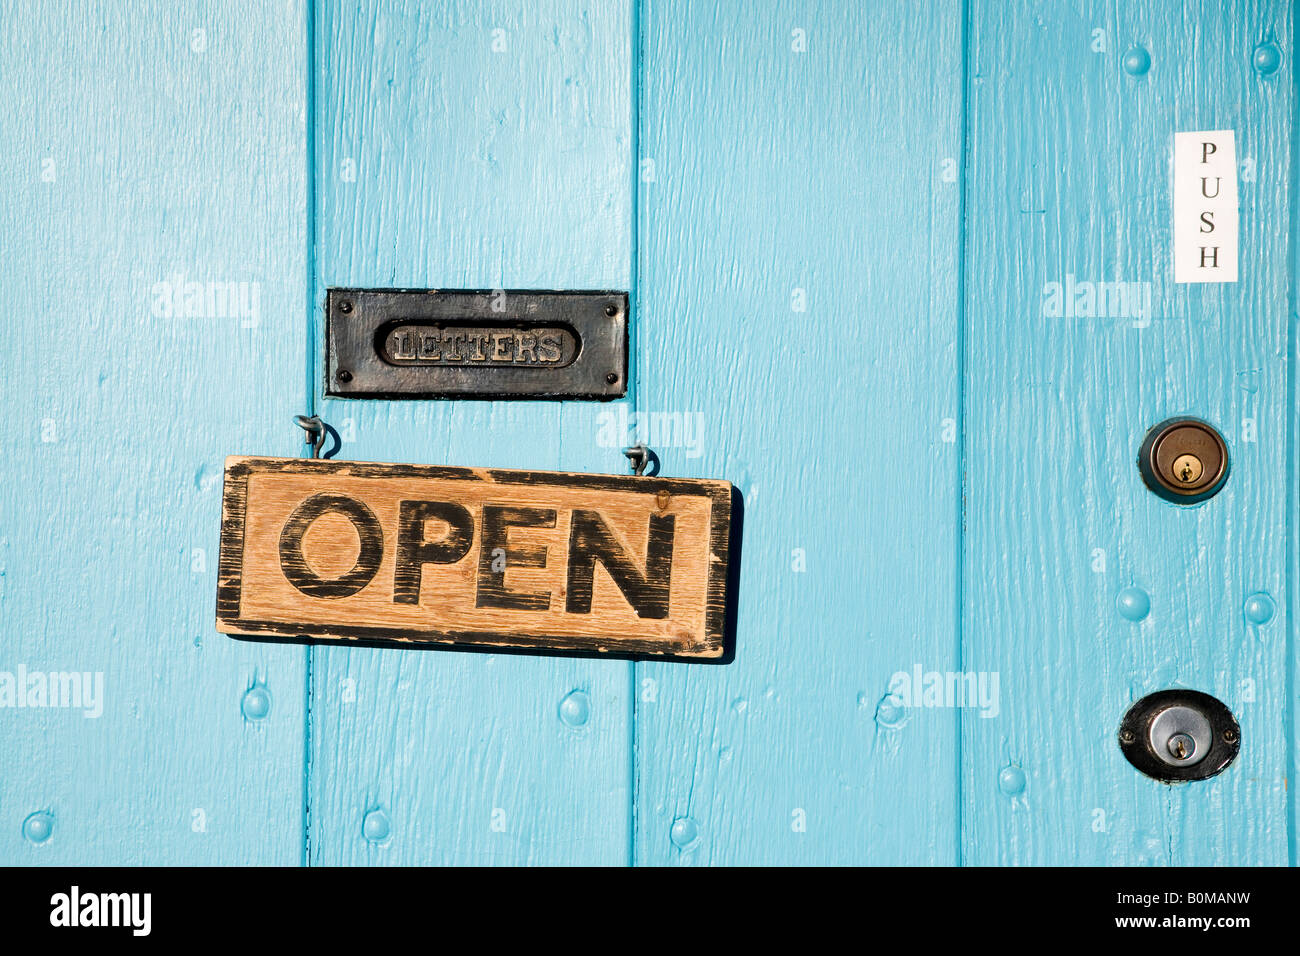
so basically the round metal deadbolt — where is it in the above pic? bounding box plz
[1138,418,1229,503]
[1147,705,1210,767]
[1118,689,1239,782]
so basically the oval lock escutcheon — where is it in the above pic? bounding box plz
[1118,689,1239,782]
[1138,417,1230,503]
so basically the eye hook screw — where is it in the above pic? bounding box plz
[294,414,328,460]
[623,443,650,476]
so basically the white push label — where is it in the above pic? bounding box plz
[1174,130,1238,284]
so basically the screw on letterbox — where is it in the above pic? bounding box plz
[339,299,353,314]
[605,302,618,316]
[337,369,353,383]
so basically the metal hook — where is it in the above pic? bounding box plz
[623,442,650,477]
[294,414,327,459]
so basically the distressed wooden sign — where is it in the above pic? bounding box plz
[216,457,735,659]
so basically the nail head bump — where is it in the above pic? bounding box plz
[22,811,53,844]
[1116,586,1151,622]
[1123,45,1152,76]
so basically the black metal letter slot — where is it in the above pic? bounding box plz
[326,289,628,400]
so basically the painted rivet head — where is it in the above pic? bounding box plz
[1123,45,1152,76]
[362,809,391,844]
[241,685,272,721]
[558,690,590,728]
[1116,586,1151,622]
[669,816,700,850]
[22,811,53,844]
[1253,41,1282,75]
[998,765,1026,796]
[1243,592,1275,626]
[874,693,906,730]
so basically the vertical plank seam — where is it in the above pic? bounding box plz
[1285,2,1299,867]
[301,0,319,869]
[954,0,973,868]
[628,0,643,870]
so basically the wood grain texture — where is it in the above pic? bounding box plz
[0,0,309,863]
[632,0,966,864]
[7,0,1294,869]
[963,0,1293,864]
[307,0,636,864]
[217,456,731,656]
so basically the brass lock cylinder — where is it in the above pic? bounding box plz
[1137,417,1229,504]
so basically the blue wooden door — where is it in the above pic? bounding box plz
[2,0,1292,866]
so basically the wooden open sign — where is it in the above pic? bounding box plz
[216,457,735,659]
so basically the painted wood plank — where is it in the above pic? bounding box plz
[962,0,1292,864]
[307,0,635,865]
[633,0,966,865]
[0,0,309,864]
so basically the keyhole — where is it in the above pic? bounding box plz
[1171,453,1203,485]
[1167,733,1195,761]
